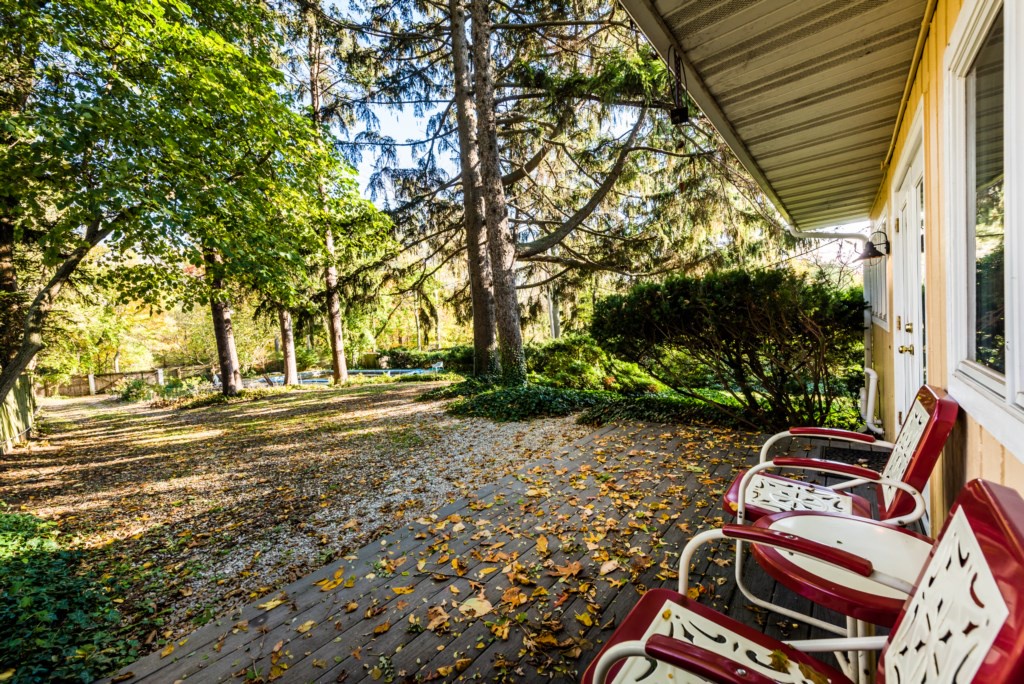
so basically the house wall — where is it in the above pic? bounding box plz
[870,0,1024,533]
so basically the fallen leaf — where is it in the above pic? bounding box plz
[536,535,549,554]
[373,620,391,634]
[426,605,450,631]
[258,596,287,611]
[599,560,620,576]
[392,585,415,595]
[296,620,316,634]
[457,596,493,618]
[160,643,174,658]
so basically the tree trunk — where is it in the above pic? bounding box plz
[205,249,242,396]
[0,215,119,404]
[449,0,498,376]
[306,7,348,385]
[547,287,561,339]
[0,216,23,367]
[279,307,298,385]
[469,0,526,385]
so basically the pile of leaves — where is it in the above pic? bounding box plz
[447,385,616,422]
[0,508,139,683]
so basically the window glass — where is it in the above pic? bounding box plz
[970,9,1005,373]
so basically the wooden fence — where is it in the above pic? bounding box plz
[1,374,36,454]
[38,365,209,398]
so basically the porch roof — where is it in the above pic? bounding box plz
[619,0,929,230]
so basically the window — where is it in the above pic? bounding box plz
[945,0,1024,459]
[968,10,1005,374]
[865,218,889,330]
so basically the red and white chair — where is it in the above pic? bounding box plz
[720,385,958,636]
[722,385,958,525]
[582,479,1024,684]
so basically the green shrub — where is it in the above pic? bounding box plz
[418,376,497,401]
[380,346,474,373]
[293,346,321,372]
[525,335,667,395]
[114,378,154,403]
[0,508,137,682]
[577,391,745,427]
[592,268,865,430]
[177,387,279,409]
[396,371,464,383]
[447,385,615,422]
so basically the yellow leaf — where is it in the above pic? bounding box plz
[769,649,791,673]
[457,596,493,618]
[345,601,359,613]
[258,596,287,611]
[0,670,15,682]
[373,620,391,634]
[392,585,415,595]
[344,576,356,588]
[536,535,549,554]
[296,620,316,634]
[575,612,593,627]
[160,643,174,658]
[478,567,498,578]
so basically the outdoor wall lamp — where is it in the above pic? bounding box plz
[668,47,689,126]
[856,230,890,262]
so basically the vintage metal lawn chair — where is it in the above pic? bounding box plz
[719,385,957,636]
[582,479,1024,684]
[722,385,958,524]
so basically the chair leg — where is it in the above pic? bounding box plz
[733,540,849,636]
[856,619,874,684]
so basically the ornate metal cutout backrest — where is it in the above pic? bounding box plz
[879,398,930,509]
[884,507,1007,682]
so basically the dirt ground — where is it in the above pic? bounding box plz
[0,384,590,650]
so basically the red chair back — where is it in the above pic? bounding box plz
[879,479,1024,682]
[878,385,958,520]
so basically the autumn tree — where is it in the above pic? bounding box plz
[0,0,338,403]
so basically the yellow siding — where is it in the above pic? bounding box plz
[868,0,1024,529]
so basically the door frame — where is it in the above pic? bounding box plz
[890,106,926,427]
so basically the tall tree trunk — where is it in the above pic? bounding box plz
[0,215,120,404]
[547,287,561,339]
[0,216,23,367]
[279,307,298,385]
[469,0,526,385]
[205,250,242,396]
[306,7,348,384]
[449,0,498,376]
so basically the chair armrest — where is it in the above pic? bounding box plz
[770,457,881,481]
[721,524,874,577]
[645,634,784,684]
[758,429,891,464]
[590,636,786,684]
[788,427,877,443]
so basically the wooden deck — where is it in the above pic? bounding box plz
[102,422,890,683]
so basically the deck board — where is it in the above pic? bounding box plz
[103,424,894,683]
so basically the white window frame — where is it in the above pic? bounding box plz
[865,214,890,331]
[944,0,1024,460]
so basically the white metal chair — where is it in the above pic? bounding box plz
[581,479,1024,684]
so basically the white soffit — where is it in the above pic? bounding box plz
[619,0,927,230]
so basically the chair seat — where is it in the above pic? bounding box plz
[580,588,851,684]
[723,471,874,522]
[750,512,933,626]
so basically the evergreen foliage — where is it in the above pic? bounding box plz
[592,268,865,429]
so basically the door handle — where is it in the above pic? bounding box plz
[898,345,915,355]
[904,322,913,333]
